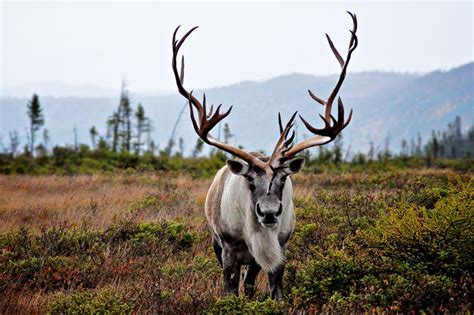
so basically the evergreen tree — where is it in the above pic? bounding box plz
[148,140,156,154]
[431,130,439,159]
[89,126,98,150]
[43,129,50,152]
[368,141,375,161]
[223,123,233,144]
[333,134,343,164]
[134,103,151,155]
[178,137,185,156]
[107,111,120,152]
[9,130,20,155]
[97,137,108,152]
[73,126,79,150]
[26,94,44,155]
[415,132,422,157]
[192,138,204,157]
[107,80,134,153]
[121,95,132,153]
[401,139,408,157]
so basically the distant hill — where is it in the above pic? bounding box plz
[1,62,472,155]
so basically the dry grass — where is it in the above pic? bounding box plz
[0,168,458,232]
[0,172,210,233]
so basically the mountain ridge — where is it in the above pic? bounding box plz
[1,62,472,155]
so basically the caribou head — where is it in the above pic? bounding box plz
[171,12,358,299]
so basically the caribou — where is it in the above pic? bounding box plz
[171,12,358,299]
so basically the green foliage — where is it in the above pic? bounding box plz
[286,177,473,313]
[365,183,473,278]
[0,148,229,178]
[206,295,285,314]
[47,288,133,314]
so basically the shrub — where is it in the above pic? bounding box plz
[47,288,134,314]
[206,295,285,314]
[364,183,473,278]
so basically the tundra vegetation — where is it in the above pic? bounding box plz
[1,83,473,315]
[0,158,472,313]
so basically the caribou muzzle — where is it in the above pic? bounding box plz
[256,201,283,228]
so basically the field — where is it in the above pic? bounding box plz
[0,167,472,313]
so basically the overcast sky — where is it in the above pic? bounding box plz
[1,1,473,94]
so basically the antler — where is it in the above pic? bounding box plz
[172,26,267,170]
[267,112,297,168]
[284,11,358,158]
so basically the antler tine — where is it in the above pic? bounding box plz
[172,26,203,114]
[347,11,358,49]
[180,55,185,84]
[278,113,283,134]
[269,112,297,167]
[188,95,201,138]
[284,12,358,158]
[308,90,326,106]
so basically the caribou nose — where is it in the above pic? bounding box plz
[262,213,277,224]
[256,201,282,222]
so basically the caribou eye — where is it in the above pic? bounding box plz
[243,176,255,191]
[276,204,283,216]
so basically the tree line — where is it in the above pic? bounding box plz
[3,82,158,157]
[1,84,473,167]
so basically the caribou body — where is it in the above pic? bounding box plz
[171,12,358,299]
[205,154,304,298]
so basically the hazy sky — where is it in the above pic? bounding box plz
[1,1,473,94]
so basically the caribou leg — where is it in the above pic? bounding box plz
[212,234,223,267]
[222,248,241,295]
[267,263,285,300]
[243,261,261,298]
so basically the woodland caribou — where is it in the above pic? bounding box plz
[171,12,358,299]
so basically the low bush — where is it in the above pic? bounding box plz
[47,288,133,314]
[0,220,195,292]
[206,295,285,314]
[286,180,473,313]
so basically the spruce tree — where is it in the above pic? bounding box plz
[89,126,98,150]
[42,129,50,152]
[223,123,233,144]
[9,130,20,155]
[134,103,151,155]
[192,138,204,157]
[121,95,132,152]
[26,94,45,155]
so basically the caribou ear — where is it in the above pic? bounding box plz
[283,157,305,174]
[227,159,250,175]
